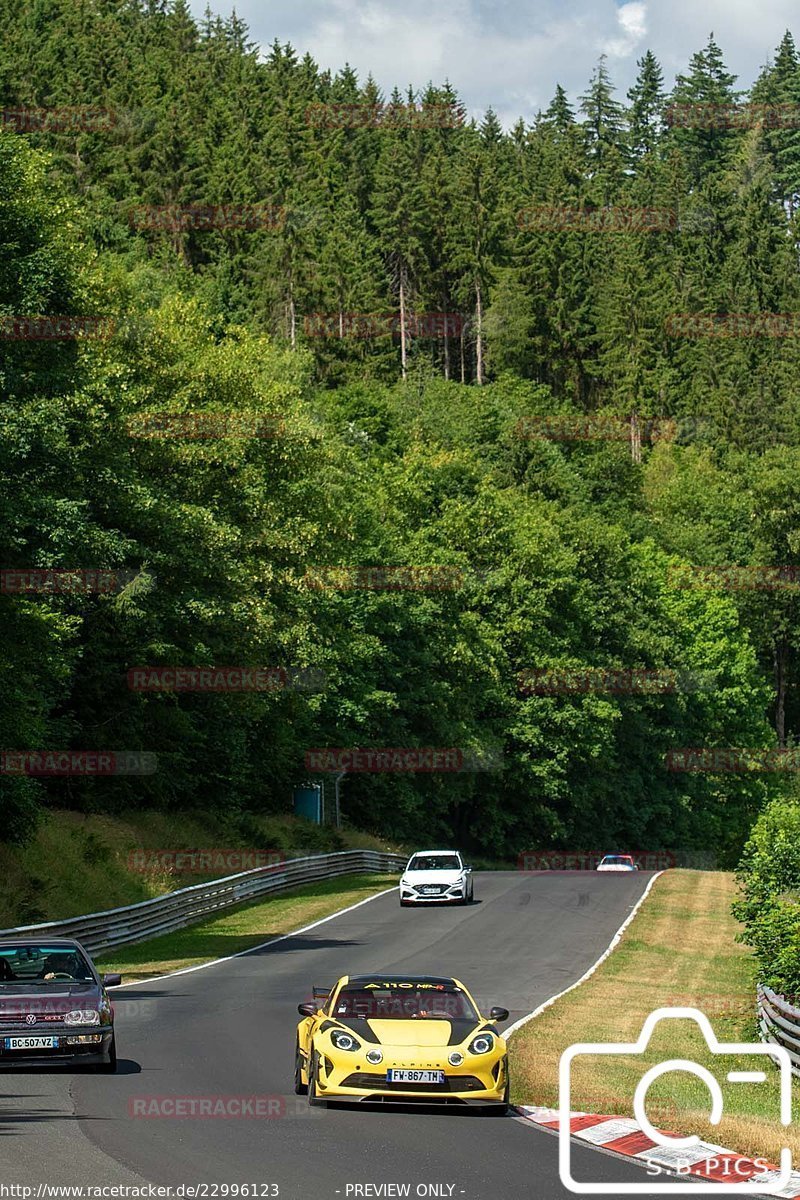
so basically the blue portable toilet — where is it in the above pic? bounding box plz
[293,784,322,823]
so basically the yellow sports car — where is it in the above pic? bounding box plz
[295,973,510,1112]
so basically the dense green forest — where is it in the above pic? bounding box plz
[1,0,800,864]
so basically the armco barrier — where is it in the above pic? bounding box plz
[0,850,406,957]
[758,984,800,1074]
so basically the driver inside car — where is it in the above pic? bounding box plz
[38,953,79,980]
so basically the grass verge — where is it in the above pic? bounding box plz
[0,807,407,926]
[509,869,797,1165]
[96,872,394,982]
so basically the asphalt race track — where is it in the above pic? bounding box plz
[0,871,679,1199]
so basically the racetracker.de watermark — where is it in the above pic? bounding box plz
[666,313,800,337]
[666,102,800,129]
[305,747,503,772]
[303,565,475,591]
[666,748,800,772]
[304,312,464,338]
[518,668,716,695]
[516,205,676,232]
[514,414,679,442]
[128,1095,291,1119]
[517,850,677,871]
[1,751,157,776]
[0,997,113,1020]
[0,315,114,339]
[662,994,754,1018]
[127,849,285,873]
[305,102,464,129]
[128,666,325,693]
[668,564,800,591]
[1,569,144,594]
[0,106,116,132]
[125,412,285,439]
[129,204,286,232]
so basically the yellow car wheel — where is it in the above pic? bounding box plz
[294,1039,307,1095]
[307,1049,326,1107]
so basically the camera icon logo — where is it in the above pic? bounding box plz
[559,1007,792,1193]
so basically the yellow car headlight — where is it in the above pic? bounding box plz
[468,1033,494,1055]
[330,1029,361,1052]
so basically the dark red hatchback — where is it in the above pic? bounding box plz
[0,937,120,1071]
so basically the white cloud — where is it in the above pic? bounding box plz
[620,0,648,37]
[603,2,648,58]
[309,0,466,89]
[192,0,800,125]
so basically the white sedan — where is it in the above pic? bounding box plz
[399,850,474,906]
[596,854,639,872]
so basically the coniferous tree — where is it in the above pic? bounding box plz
[627,50,666,161]
[447,119,507,384]
[580,56,627,191]
[751,31,800,210]
[371,104,430,378]
[544,84,575,135]
[668,34,741,181]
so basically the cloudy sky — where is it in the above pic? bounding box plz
[189,1,794,126]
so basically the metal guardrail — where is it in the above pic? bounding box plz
[757,984,800,1074]
[0,850,405,958]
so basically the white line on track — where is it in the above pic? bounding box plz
[504,870,664,1038]
[113,885,399,989]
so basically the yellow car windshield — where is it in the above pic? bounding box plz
[333,987,477,1020]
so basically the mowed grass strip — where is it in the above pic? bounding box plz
[509,869,799,1165]
[96,873,395,981]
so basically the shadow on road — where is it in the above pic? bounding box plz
[327,1100,508,1118]
[244,935,364,955]
[0,1107,115,1133]
[0,1059,141,1076]
[111,990,188,1002]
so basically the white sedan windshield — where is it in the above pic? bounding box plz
[408,855,460,871]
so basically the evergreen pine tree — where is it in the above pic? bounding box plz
[751,31,800,209]
[580,56,627,189]
[370,108,430,378]
[668,33,741,181]
[627,50,666,161]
